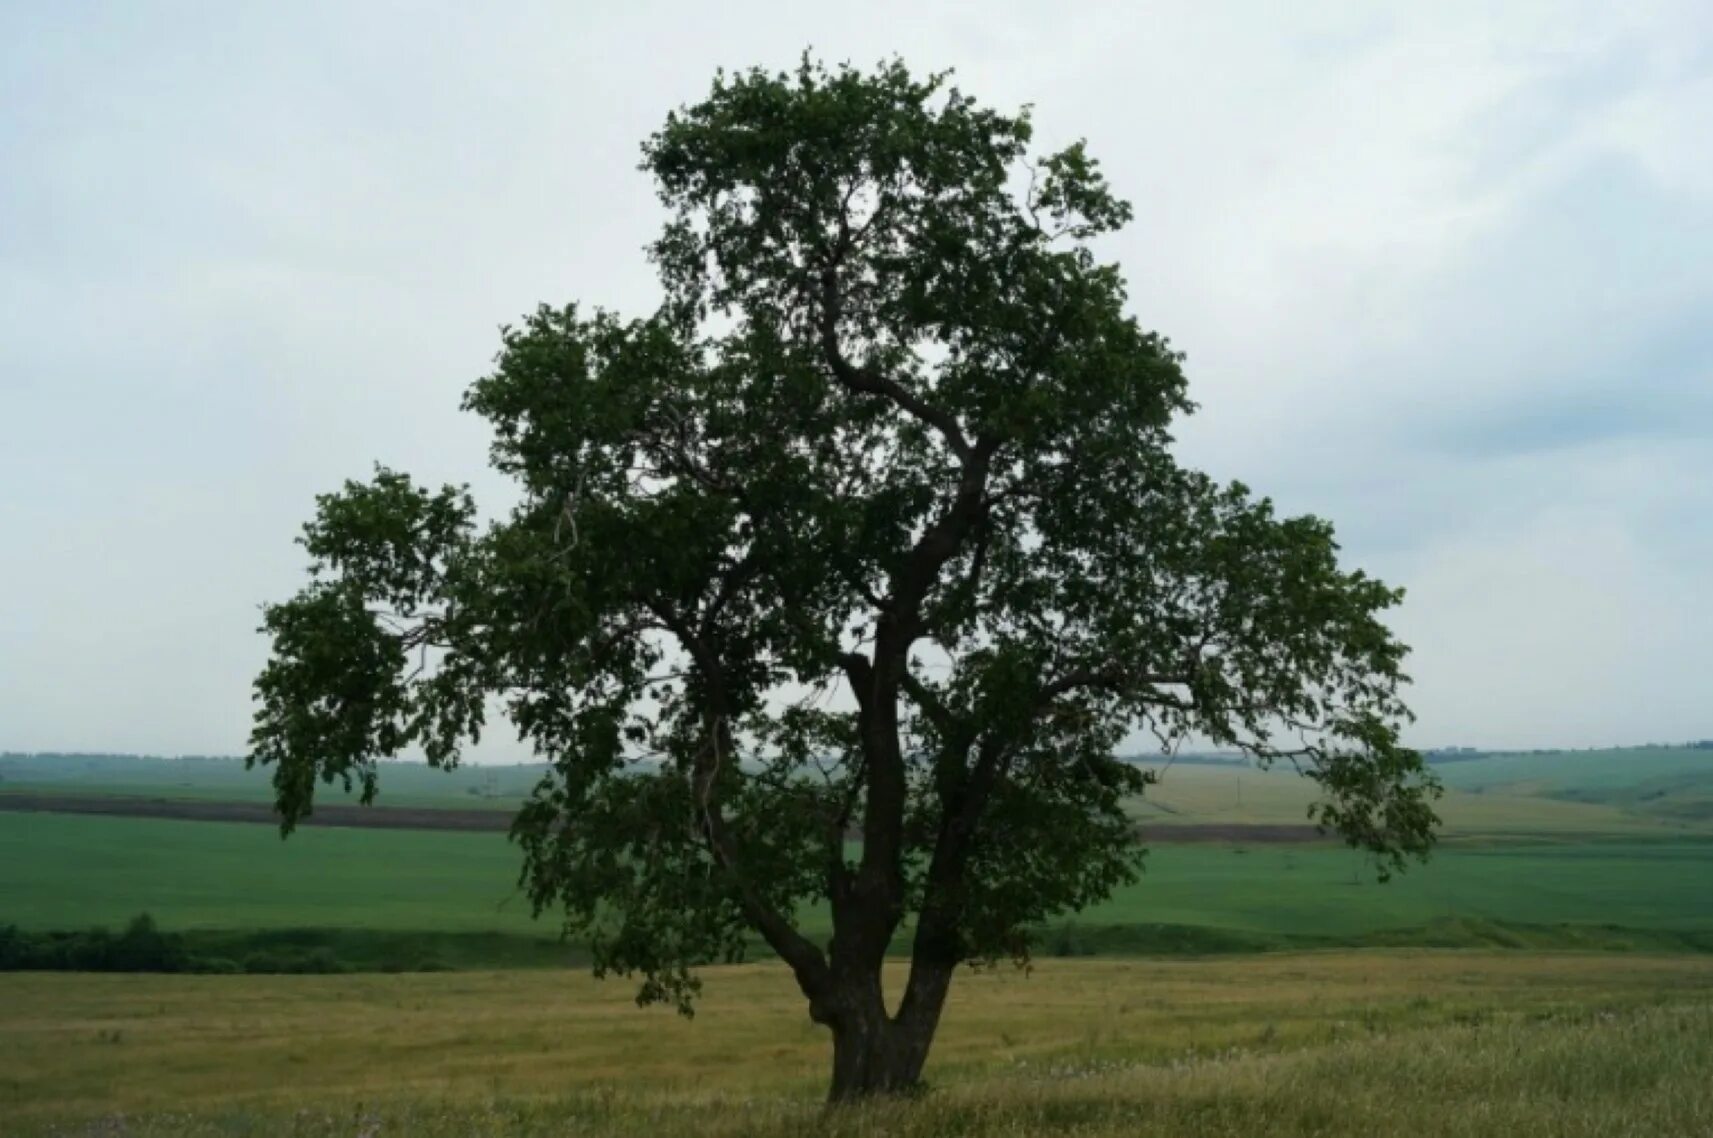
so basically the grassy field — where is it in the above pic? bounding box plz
[5,811,1712,963]
[5,952,1713,1135]
[6,752,1713,1134]
[1432,747,1713,824]
[1128,749,1713,838]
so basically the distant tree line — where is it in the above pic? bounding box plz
[0,752,247,763]
[0,914,358,975]
[1422,741,1713,763]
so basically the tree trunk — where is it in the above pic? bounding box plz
[828,1016,910,1100]
[819,960,954,1103]
[826,1007,926,1101]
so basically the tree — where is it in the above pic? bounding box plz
[250,58,1440,1102]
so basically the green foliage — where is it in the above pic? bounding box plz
[250,57,1437,1029]
[0,912,361,975]
[0,914,508,975]
[240,946,350,975]
[0,913,194,973]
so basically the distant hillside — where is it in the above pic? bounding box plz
[1116,745,1713,839]
[1429,747,1713,826]
[1424,742,1713,764]
[0,753,548,809]
[8,745,1713,836]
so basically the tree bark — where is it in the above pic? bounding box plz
[817,962,951,1102]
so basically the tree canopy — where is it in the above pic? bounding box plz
[251,58,1439,1100]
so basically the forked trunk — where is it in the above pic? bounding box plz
[820,960,952,1103]
[827,1012,925,1101]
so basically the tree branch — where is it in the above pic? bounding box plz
[900,668,956,737]
[837,652,873,710]
[1035,665,1195,706]
[641,596,831,992]
[817,266,974,463]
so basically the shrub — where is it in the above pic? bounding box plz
[0,913,191,972]
[195,957,243,974]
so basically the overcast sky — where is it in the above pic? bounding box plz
[2,1,1709,758]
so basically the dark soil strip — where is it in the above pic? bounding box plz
[0,793,512,832]
[1143,823,1329,843]
[0,792,1330,842]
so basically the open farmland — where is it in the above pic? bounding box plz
[4,808,1712,962]
[5,750,1713,965]
[5,953,1713,1136]
[8,748,1713,840]
[1128,763,1696,839]
[1433,748,1713,825]
[5,749,1711,1131]
[0,752,537,810]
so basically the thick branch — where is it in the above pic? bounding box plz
[890,436,1000,629]
[899,669,955,737]
[838,652,874,711]
[818,267,974,463]
[847,436,998,935]
[642,597,830,992]
[895,734,1007,1032]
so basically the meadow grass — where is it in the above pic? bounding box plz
[4,953,1713,1135]
[7,751,1713,1134]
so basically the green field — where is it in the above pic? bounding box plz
[5,749,1713,970]
[6,953,1713,1135]
[5,811,1712,962]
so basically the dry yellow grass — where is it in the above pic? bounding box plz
[5,951,1713,1135]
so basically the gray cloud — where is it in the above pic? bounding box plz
[2,1,1709,756]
